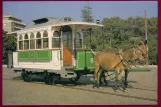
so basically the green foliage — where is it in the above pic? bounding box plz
[83,16,157,64]
[81,5,94,49]
[81,5,94,22]
[3,30,16,64]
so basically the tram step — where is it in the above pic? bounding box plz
[60,67,77,79]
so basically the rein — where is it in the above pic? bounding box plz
[138,46,147,55]
[106,72,122,81]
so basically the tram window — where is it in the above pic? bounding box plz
[63,32,72,47]
[43,31,48,37]
[36,32,41,38]
[19,41,23,50]
[24,40,29,49]
[52,31,60,48]
[75,32,82,48]
[30,33,34,39]
[43,38,48,48]
[19,35,23,41]
[24,34,28,39]
[36,32,42,49]
[36,39,42,49]
[30,40,35,49]
[30,33,35,49]
[19,35,23,50]
[43,31,48,48]
[24,34,29,49]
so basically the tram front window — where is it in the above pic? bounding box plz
[63,32,72,47]
[75,32,82,48]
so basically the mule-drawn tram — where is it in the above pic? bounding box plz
[12,17,103,84]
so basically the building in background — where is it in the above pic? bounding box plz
[3,13,26,36]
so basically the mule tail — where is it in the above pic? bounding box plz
[91,49,96,55]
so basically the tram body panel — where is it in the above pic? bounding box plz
[63,46,73,66]
[13,50,61,71]
[74,50,96,73]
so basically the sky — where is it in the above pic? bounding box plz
[3,1,158,24]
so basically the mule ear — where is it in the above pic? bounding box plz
[138,41,144,46]
[144,40,148,46]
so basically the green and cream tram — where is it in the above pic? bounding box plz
[12,17,103,84]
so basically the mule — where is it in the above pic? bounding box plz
[91,41,148,89]
[100,41,149,87]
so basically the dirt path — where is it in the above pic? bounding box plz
[2,67,158,105]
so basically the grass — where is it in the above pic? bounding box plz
[128,68,151,72]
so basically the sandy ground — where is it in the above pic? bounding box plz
[2,67,158,105]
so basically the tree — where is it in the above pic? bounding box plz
[3,30,16,64]
[81,5,94,22]
[81,5,94,49]
[101,17,157,64]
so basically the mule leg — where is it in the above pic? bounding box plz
[96,68,102,88]
[124,69,129,87]
[114,70,119,90]
[121,70,126,90]
[103,71,108,85]
[93,66,100,88]
[99,71,103,85]
[100,70,108,86]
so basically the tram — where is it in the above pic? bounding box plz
[12,17,103,84]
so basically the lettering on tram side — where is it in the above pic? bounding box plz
[90,58,94,63]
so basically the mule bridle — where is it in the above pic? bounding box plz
[119,47,145,69]
[136,46,147,56]
[128,46,148,68]
[118,50,131,68]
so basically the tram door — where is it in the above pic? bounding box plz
[62,26,73,66]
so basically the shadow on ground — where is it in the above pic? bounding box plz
[12,75,138,90]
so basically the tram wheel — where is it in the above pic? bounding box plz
[48,75,54,85]
[45,77,49,84]
[44,74,60,85]
[21,71,25,80]
[69,73,81,82]
[24,72,32,82]
[44,72,49,84]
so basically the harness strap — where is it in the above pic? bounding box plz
[138,46,147,55]
[119,50,129,67]
[133,48,138,58]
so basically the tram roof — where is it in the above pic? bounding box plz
[22,17,103,30]
[52,21,103,29]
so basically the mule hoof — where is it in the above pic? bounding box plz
[114,86,119,90]
[93,84,96,88]
[100,82,103,85]
[113,87,118,91]
[124,84,128,88]
[122,89,126,92]
[105,82,108,86]
[97,85,100,88]
[124,82,128,86]
[123,86,126,90]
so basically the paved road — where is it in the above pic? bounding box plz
[2,67,158,105]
